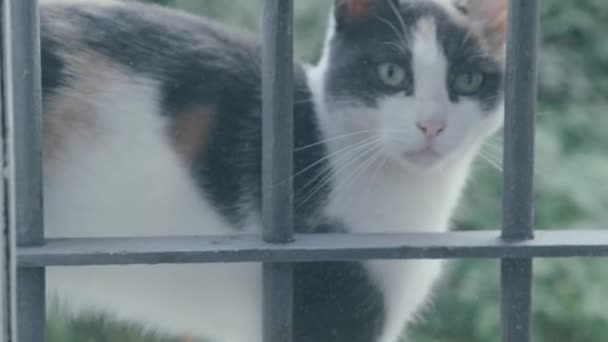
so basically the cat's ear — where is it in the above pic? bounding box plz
[333,0,397,32]
[460,0,508,45]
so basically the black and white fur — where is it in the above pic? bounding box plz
[41,0,507,341]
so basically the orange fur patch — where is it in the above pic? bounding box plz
[489,2,508,36]
[169,104,216,163]
[347,0,373,18]
[471,0,508,35]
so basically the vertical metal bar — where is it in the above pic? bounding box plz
[501,258,533,342]
[1,4,7,338]
[263,263,293,342]
[0,215,12,342]
[501,0,540,342]
[0,161,9,342]
[502,0,538,243]
[3,1,46,341]
[262,1,294,342]
[262,0,294,243]
[0,3,17,338]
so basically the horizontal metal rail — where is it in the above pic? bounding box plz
[18,230,608,267]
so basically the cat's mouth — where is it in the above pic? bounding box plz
[403,148,442,167]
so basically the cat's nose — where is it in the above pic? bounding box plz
[417,119,446,139]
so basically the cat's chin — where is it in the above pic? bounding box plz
[404,149,440,164]
[394,149,448,173]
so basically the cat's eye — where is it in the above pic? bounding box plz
[452,71,485,95]
[376,62,407,88]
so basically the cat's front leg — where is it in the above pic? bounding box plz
[367,260,443,342]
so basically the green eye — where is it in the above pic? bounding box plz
[452,71,485,95]
[377,62,407,88]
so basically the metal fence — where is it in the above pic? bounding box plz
[2,0,608,341]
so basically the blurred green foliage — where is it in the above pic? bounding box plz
[48,1,608,341]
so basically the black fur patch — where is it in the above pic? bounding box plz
[294,221,385,342]
[294,261,385,342]
[40,12,68,95]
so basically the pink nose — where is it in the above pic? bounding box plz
[417,119,446,139]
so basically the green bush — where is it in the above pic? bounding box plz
[48,1,608,341]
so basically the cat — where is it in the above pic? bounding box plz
[40,0,507,341]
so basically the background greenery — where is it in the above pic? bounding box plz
[48,0,608,341]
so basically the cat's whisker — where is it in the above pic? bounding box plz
[294,130,377,151]
[486,154,504,168]
[335,163,379,212]
[295,138,379,195]
[301,140,379,196]
[482,141,504,151]
[387,0,410,44]
[480,148,503,169]
[368,154,389,193]
[375,16,408,48]
[478,150,504,172]
[488,134,504,141]
[486,141,504,149]
[485,134,504,144]
[458,29,475,51]
[484,146,548,177]
[460,51,490,62]
[326,143,382,203]
[297,140,381,208]
[336,146,385,210]
[339,145,382,192]
[382,129,410,134]
[480,147,543,177]
[383,41,408,55]
[275,136,378,189]
[298,138,379,191]
[480,143,503,157]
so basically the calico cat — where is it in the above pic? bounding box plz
[41,0,507,341]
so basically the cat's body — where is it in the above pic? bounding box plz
[41,0,507,341]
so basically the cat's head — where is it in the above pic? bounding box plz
[315,0,507,172]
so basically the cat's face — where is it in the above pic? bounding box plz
[320,0,507,172]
